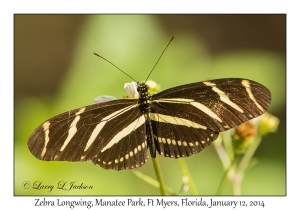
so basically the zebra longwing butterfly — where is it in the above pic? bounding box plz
[28,38,271,171]
[28,78,271,170]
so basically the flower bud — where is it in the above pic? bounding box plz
[146,80,161,94]
[232,121,257,154]
[258,112,280,135]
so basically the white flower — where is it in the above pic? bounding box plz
[94,95,117,104]
[146,80,160,93]
[124,81,139,99]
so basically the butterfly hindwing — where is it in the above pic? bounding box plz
[91,108,148,170]
[150,112,218,158]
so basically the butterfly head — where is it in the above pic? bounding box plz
[137,82,149,94]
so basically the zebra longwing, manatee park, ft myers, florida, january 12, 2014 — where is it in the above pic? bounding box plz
[28,36,271,171]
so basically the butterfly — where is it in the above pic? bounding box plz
[28,37,271,170]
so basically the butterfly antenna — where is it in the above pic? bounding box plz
[145,35,175,82]
[93,53,137,82]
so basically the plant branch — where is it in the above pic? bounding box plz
[178,158,198,195]
[152,157,167,195]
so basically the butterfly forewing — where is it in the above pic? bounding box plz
[152,78,271,132]
[28,100,146,164]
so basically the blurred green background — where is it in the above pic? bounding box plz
[14,15,285,195]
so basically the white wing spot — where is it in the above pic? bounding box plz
[54,154,58,160]
[134,148,138,154]
[204,81,243,113]
[130,151,133,157]
[241,80,264,112]
[190,102,222,122]
[183,141,187,146]
[155,98,193,103]
[150,113,207,130]
[155,98,222,122]
[177,140,182,146]
[172,140,176,145]
[195,141,199,146]
[189,142,194,146]
[41,121,51,157]
[167,138,171,145]
[101,115,145,152]
[138,145,141,151]
[142,142,145,148]
[84,104,137,152]
[201,140,206,144]
[125,154,129,159]
[162,138,166,144]
[203,81,216,86]
[115,159,118,163]
[108,161,112,165]
[120,157,124,162]
[60,107,86,152]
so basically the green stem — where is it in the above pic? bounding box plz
[223,132,234,161]
[213,137,231,169]
[178,158,198,195]
[152,157,167,195]
[216,155,239,195]
[230,135,262,195]
[132,170,176,194]
[238,134,262,173]
[232,172,242,195]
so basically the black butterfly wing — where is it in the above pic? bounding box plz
[149,108,219,158]
[28,99,148,170]
[150,78,271,158]
[28,78,271,168]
